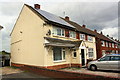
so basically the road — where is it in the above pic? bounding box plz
[1,67,54,80]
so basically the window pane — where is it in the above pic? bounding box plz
[73,52,77,57]
[100,56,110,61]
[88,48,93,57]
[80,34,85,40]
[57,28,61,36]
[88,36,93,41]
[53,47,62,61]
[62,29,65,36]
[52,27,57,35]
[102,41,105,46]
[111,56,120,61]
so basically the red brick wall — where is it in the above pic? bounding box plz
[76,32,79,39]
[96,38,120,59]
[85,34,88,41]
[17,63,118,79]
[11,63,82,70]
[65,29,69,37]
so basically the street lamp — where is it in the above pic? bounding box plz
[0,25,3,30]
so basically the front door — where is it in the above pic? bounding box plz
[81,49,85,66]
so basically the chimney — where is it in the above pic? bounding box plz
[111,37,113,39]
[82,24,86,28]
[34,4,40,9]
[107,35,109,37]
[100,31,103,35]
[65,16,69,21]
[94,29,97,32]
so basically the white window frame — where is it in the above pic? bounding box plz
[116,50,118,54]
[88,36,93,42]
[116,44,118,48]
[101,41,105,46]
[80,33,85,40]
[112,43,114,48]
[69,31,76,39]
[53,48,66,62]
[88,48,94,58]
[106,42,108,47]
[109,43,111,47]
[52,27,65,37]
[62,48,66,60]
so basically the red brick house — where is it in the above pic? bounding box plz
[93,30,119,59]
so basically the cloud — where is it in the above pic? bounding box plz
[0,2,23,52]
[101,27,118,39]
[0,2,118,52]
[0,2,23,16]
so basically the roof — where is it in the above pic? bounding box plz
[62,18,114,42]
[26,4,75,29]
[11,4,116,43]
[94,32,113,42]
[61,18,96,36]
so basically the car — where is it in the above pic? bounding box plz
[87,54,120,71]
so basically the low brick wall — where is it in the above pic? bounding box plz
[11,63,119,80]
[11,62,24,68]
[47,64,82,70]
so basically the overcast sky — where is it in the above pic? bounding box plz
[0,0,119,52]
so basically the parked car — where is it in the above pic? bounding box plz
[87,54,120,71]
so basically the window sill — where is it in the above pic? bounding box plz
[88,57,94,60]
[53,60,66,63]
[53,35,65,38]
[73,57,77,59]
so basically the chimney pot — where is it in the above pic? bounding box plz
[65,16,69,21]
[107,35,109,37]
[82,24,86,28]
[94,29,97,32]
[100,31,103,34]
[34,4,40,9]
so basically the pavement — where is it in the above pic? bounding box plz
[61,67,120,78]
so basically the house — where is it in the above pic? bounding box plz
[10,4,97,70]
[92,30,120,59]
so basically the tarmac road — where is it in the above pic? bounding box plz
[1,67,55,80]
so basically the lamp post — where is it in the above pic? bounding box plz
[0,25,3,30]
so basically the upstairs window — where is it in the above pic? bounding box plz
[115,44,118,48]
[112,43,114,48]
[80,34,85,40]
[101,41,105,46]
[69,31,76,38]
[109,43,111,47]
[106,42,108,47]
[88,36,93,42]
[52,27,65,37]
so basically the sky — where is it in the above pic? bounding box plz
[0,0,119,52]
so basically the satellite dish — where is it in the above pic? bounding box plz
[46,29,51,36]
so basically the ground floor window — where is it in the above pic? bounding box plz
[88,48,94,58]
[53,47,65,61]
